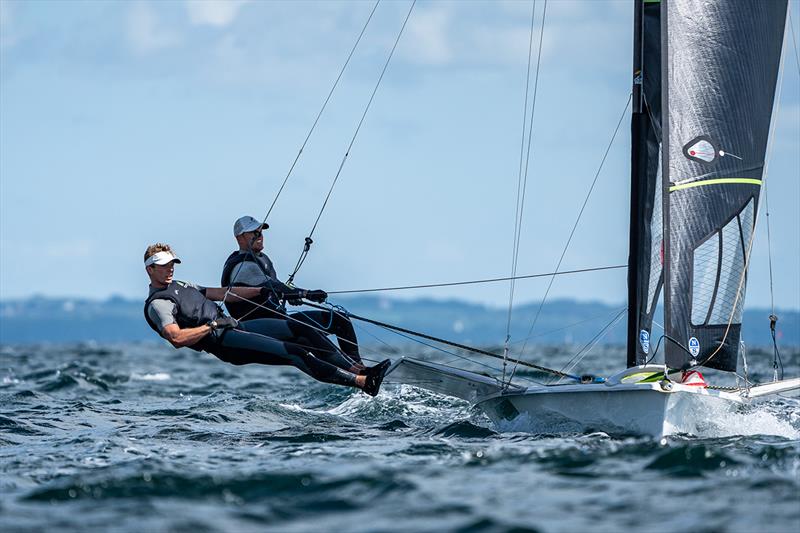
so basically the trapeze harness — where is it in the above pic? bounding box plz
[220,251,287,320]
[220,251,362,361]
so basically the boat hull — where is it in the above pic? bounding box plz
[476,383,744,439]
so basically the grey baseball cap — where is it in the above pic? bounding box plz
[233,216,269,236]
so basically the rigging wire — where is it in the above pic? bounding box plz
[221,2,381,308]
[262,0,382,225]
[764,181,784,381]
[551,307,628,383]
[552,307,627,384]
[297,301,580,380]
[506,306,628,346]
[325,264,626,295]
[506,93,633,386]
[504,0,545,383]
[287,0,417,285]
[789,7,800,77]
[224,288,569,379]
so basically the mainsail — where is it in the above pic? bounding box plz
[661,0,788,371]
[628,0,663,367]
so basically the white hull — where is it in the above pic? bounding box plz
[477,382,743,439]
[386,358,800,439]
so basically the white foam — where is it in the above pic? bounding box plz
[131,372,171,381]
[684,400,800,439]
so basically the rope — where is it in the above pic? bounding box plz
[299,301,580,381]
[764,181,784,381]
[225,291,556,384]
[325,264,626,295]
[287,0,417,284]
[506,306,628,347]
[221,4,382,308]
[789,7,800,77]
[327,303,545,386]
[552,307,627,384]
[504,0,545,383]
[507,93,633,385]
[262,1,381,225]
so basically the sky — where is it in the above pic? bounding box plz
[1,0,798,311]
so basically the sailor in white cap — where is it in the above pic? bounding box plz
[142,242,390,396]
[220,215,363,364]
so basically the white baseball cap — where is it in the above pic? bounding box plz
[144,251,181,267]
[234,215,269,236]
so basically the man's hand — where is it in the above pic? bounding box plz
[209,317,239,330]
[306,289,328,303]
[284,288,307,306]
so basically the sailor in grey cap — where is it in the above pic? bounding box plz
[220,215,364,365]
[142,242,390,396]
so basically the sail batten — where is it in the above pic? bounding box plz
[661,0,788,372]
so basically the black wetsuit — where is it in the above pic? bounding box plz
[220,250,362,361]
[144,281,362,387]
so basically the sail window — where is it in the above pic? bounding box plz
[691,232,720,326]
[691,198,755,327]
[708,198,754,325]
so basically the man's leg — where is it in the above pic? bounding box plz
[209,327,361,388]
[238,318,362,373]
[290,310,362,363]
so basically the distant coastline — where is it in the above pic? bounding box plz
[1,295,798,347]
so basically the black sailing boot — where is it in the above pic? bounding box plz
[363,359,391,397]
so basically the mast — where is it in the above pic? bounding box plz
[627,0,645,367]
[627,0,664,368]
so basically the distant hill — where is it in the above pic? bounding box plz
[1,295,798,348]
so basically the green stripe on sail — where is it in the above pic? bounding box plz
[643,0,660,3]
[669,178,762,192]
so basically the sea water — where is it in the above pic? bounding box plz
[1,343,798,532]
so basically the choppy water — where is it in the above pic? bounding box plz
[1,343,799,532]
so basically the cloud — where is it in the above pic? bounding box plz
[405,6,453,65]
[127,2,180,55]
[185,0,250,27]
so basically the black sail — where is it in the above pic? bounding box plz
[661,0,787,371]
[628,0,663,367]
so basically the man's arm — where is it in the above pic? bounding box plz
[204,286,262,302]
[161,323,212,348]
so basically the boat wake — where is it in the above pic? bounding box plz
[679,398,800,439]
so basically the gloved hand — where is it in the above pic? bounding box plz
[306,289,328,303]
[209,316,238,331]
[284,288,307,306]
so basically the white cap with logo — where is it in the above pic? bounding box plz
[233,216,269,236]
[144,251,181,267]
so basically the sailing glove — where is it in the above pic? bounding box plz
[281,288,307,306]
[306,289,328,303]
[209,317,238,330]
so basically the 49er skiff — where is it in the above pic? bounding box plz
[384,0,800,437]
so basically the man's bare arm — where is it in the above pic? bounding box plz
[204,286,261,302]
[161,323,212,348]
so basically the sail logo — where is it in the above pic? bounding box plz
[639,329,650,354]
[688,337,700,357]
[683,136,718,164]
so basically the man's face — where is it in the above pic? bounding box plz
[147,261,175,286]
[244,230,264,253]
